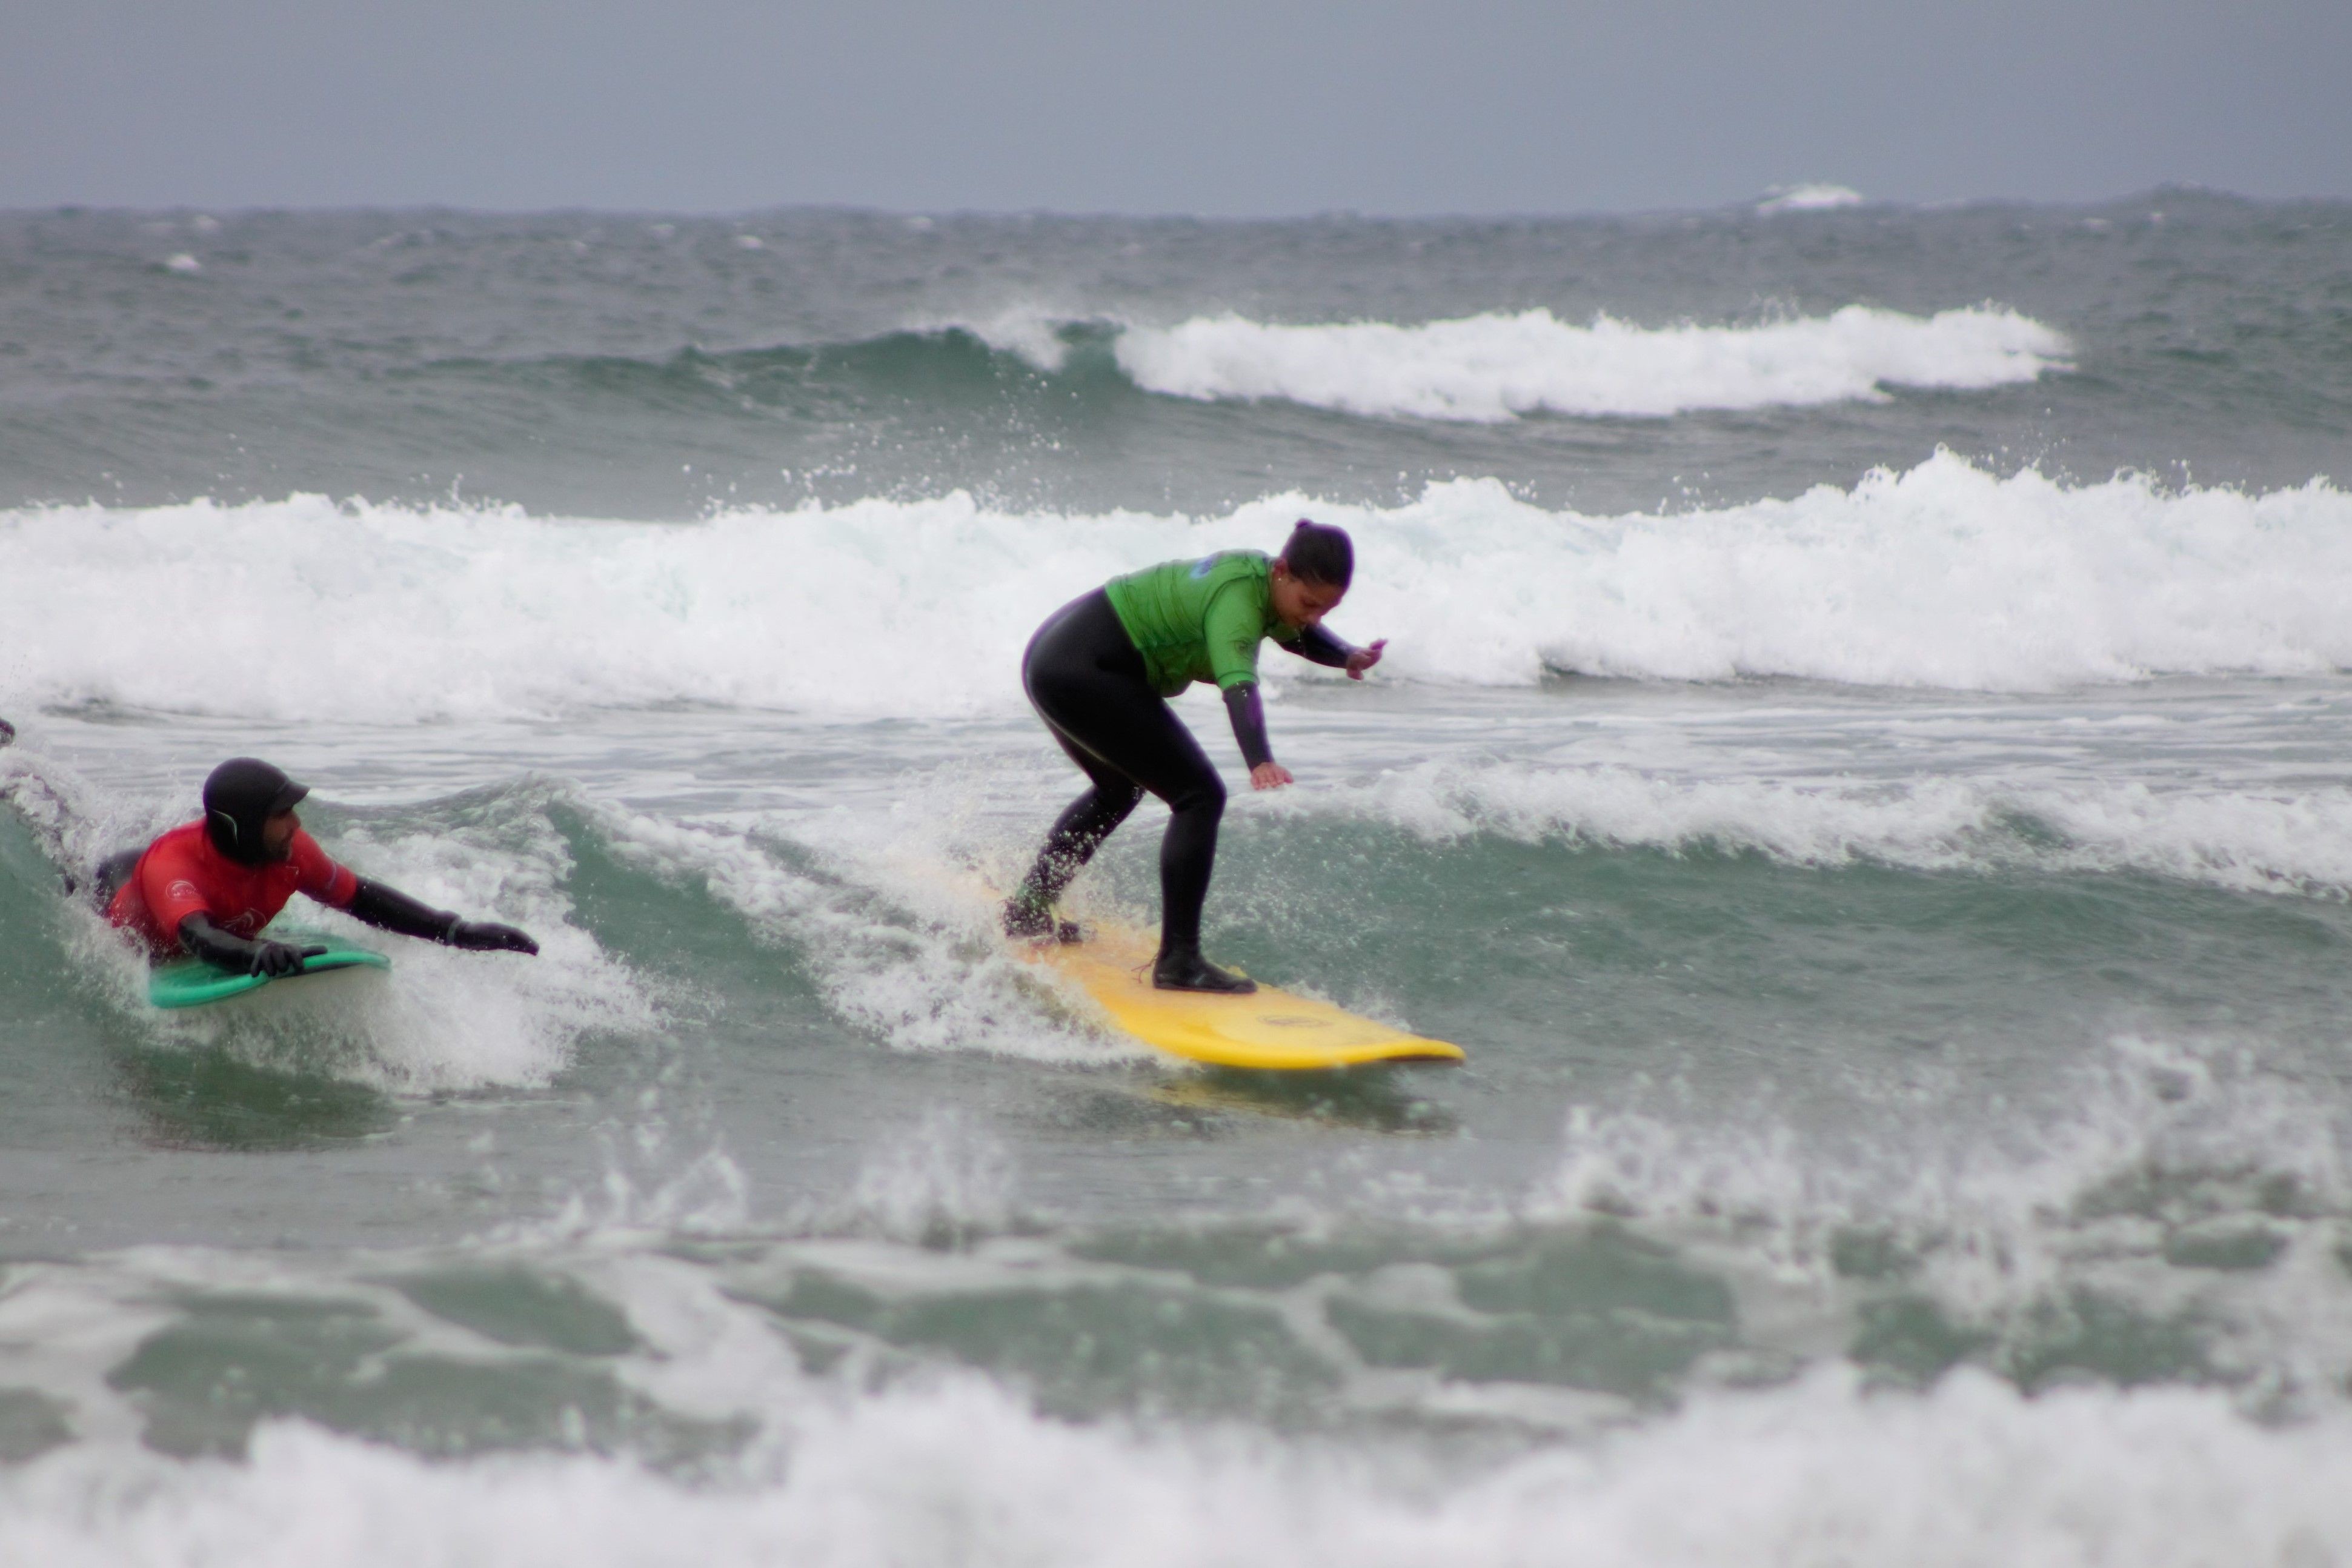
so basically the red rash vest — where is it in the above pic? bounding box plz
[105,819,358,956]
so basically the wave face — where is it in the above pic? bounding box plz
[1111,305,2070,421]
[1277,764,2352,903]
[2,454,2345,722]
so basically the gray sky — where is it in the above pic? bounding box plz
[5,0,2347,214]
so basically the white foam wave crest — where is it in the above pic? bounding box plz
[1113,305,2066,421]
[233,794,654,1092]
[1305,762,2352,899]
[2,1367,2347,1567]
[4,454,2350,723]
[593,805,1129,1065]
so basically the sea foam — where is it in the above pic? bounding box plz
[0,1367,2347,1567]
[1,455,2347,724]
[1112,304,2067,421]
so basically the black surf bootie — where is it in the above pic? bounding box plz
[1002,897,1085,945]
[1152,947,1256,994]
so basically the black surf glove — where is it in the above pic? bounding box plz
[448,920,539,954]
[251,939,327,978]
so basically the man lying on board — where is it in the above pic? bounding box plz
[101,757,538,976]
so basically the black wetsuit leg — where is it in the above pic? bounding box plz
[1014,590,1228,954]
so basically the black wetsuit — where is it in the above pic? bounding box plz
[1011,588,1351,959]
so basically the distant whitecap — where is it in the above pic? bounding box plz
[1756,184,1866,213]
[1115,304,2068,422]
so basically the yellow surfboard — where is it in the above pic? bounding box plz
[1018,922,1465,1070]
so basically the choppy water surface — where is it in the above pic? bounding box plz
[4,193,2352,1563]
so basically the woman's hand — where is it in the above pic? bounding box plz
[1345,639,1388,680]
[1250,762,1294,791]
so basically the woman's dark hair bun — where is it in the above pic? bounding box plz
[1280,518,1354,588]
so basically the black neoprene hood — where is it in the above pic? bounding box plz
[202,757,310,864]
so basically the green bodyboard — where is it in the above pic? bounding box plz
[148,940,391,1011]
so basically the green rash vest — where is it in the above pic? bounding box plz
[1103,551,1300,698]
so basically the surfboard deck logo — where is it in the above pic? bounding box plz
[1015,920,1464,1070]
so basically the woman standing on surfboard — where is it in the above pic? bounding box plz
[1004,520,1385,994]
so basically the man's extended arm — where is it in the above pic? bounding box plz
[346,878,540,954]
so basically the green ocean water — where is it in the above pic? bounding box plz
[3,196,2352,1563]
